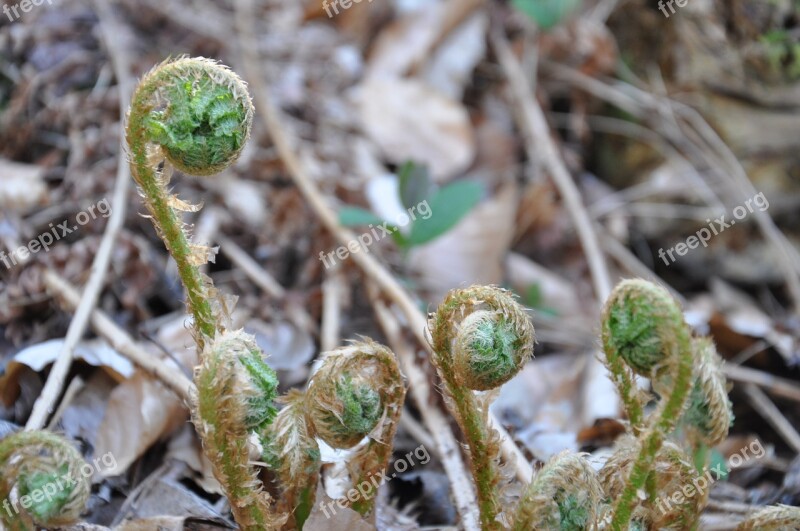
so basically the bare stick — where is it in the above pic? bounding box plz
[43,270,193,401]
[491,31,612,302]
[27,0,134,430]
[217,234,286,299]
[743,383,800,453]
[369,286,480,529]
[725,364,800,403]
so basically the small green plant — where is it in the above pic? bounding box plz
[339,161,483,250]
[425,280,737,530]
[428,285,535,529]
[600,279,734,530]
[124,57,782,531]
[127,57,407,530]
[512,0,583,30]
[0,431,91,531]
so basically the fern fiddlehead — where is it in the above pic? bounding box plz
[601,279,696,530]
[0,431,90,531]
[305,340,406,517]
[126,56,253,347]
[512,451,604,531]
[127,57,283,529]
[429,285,535,529]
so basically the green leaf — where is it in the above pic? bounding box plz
[512,0,582,30]
[338,206,386,227]
[523,283,558,317]
[398,161,434,211]
[408,181,482,246]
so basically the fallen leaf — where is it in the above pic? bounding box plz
[409,184,516,302]
[357,78,475,182]
[245,319,316,371]
[0,339,134,407]
[10,338,134,376]
[304,486,374,531]
[93,371,186,478]
[0,158,47,210]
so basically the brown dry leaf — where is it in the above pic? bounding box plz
[114,518,184,531]
[687,278,799,365]
[356,78,475,182]
[365,0,486,100]
[167,425,221,495]
[409,184,516,302]
[539,18,618,77]
[365,4,447,80]
[420,11,487,100]
[304,487,374,531]
[0,339,134,407]
[93,370,186,477]
[0,158,47,210]
[114,463,226,523]
[94,317,198,477]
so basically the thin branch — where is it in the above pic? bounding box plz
[43,270,193,401]
[369,285,480,529]
[26,0,134,430]
[724,364,800,403]
[491,31,612,302]
[742,383,800,454]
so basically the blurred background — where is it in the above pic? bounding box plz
[1,0,799,528]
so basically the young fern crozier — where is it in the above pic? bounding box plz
[512,451,603,531]
[681,337,732,450]
[601,280,696,531]
[0,431,91,531]
[600,438,703,530]
[304,340,406,517]
[192,331,284,530]
[429,285,534,530]
[126,56,254,348]
[128,58,284,529]
[263,389,321,530]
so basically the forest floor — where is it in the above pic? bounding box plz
[1,0,800,529]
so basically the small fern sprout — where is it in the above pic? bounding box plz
[512,451,604,531]
[262,389,321,530]
[305,340,406,516]
[126,56,254,347]
[736,504,800,530]
[600,438,703,530]
[682,337,733,449]
[601,279,696,531]
[429,285,535,530]
[0,431,91,531]
[191,330,284,530]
